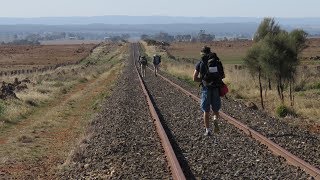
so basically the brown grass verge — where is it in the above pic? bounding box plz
[0,43,128,178]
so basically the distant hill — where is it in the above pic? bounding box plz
[0,16,319,39]
[1,16,320,26]
[0,23,259,36]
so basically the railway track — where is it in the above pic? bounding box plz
[59,44,171,179]
[132,43,320,179]
[60,43,319,179]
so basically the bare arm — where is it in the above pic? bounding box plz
[193,70,201,82]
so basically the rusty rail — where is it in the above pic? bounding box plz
[154,69,320,179]
[131,44,186,180]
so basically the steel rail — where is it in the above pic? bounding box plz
[131,44,186,180]
[152,67,320,179]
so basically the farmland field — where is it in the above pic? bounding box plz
[40,40,102,45]
[0,44,97,71]
[167,40,252,64]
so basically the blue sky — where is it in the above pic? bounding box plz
[0,0,319,18]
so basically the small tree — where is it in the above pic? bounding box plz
[253,18,281,42]
[244,17,307,107]
[259,32,297,103]
[288,29,308,105]
[244,42,265,109]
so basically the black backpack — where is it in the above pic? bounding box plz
[153,55,161,64]
[140,57,147,65]
[200,55,224,87]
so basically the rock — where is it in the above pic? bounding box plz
[84,164,90,169]
[18,135,34,143]
[245,102,258,110]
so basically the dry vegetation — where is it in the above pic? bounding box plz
[167,40,252,64]
[301,38,320,64]
[141,40,320,128]
[0,42,128,178]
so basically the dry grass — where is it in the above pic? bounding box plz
[0,42,128,178]
[225,65,320,123]
[300,38,320,65]
[167,41,252,64]
[0,43,123,130]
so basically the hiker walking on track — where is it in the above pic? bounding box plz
[139,55,148,77]
[153,54,161,76]
[193,46,225,136]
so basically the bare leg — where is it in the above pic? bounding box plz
[141,65,143,77]
[204,111,210,128]
[213,111,219,119]
[213,111,220,133]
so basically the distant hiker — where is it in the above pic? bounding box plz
[193,46,225,136]
[153,54,161,76]
[140,56,148,77]
[138,55,142,66]
[0,81,18,99]
[14,78,21,86]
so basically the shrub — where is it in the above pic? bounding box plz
[78,77,88,83]
[276,105,296,118]
[311,82,320,90]
[25,99,38,107]
[276,105,288,117]
[61,88,68,94]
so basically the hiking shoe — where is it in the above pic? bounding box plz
[204,130,212,136]
[213,120,220,133]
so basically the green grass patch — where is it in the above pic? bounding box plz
[275,105,296,118]
[220,56,245,64]
[310,82,320,90]
[176,75,198,87]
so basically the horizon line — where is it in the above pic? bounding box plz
[1,15,320,19]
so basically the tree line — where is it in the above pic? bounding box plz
[141,30,216,43]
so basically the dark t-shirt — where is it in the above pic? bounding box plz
[195,61,203,72]
[195,53,225,87]
[153,55,161,65]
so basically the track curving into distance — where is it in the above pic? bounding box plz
[59,44,170,179]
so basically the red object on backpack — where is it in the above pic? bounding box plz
[219,84,228,97]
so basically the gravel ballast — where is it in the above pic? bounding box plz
[141,63,312,178]
[59,45,170,179]
[160,67,320,171]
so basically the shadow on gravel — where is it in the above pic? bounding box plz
[146,87,196,179]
